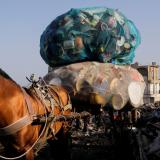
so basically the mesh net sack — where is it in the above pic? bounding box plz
[40,7,141,67]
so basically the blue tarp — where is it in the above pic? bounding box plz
[40,7,141,67]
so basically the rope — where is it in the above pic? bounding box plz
[40,78,64,112]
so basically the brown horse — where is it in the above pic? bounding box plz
[0,68,72,160]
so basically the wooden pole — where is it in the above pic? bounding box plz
[33,111,91,124]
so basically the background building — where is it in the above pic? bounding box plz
[133,62,160,104]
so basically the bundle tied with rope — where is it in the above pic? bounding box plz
[40,7,141,67]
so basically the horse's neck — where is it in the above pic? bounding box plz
[0,76,18,96]
[0,76,21,127]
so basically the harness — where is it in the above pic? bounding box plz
[0,75,72,159]
[0,87,35,136]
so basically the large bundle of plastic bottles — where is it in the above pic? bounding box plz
[40,7,141,67]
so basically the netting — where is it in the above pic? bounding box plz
[40,7,141,67]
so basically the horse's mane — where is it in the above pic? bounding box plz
[0,68,15,83]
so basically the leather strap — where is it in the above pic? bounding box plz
[21,88,35,116]
[0,87,35,136]
[49,85,72,111]
[0,115,32,136]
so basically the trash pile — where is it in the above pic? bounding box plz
[40,7,141,67]
[40,7,143,110]
[38,8,160,160]
[44,62,145,110]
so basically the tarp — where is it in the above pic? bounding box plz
[40,7,141,67]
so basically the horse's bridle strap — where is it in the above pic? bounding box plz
[21,88,35,116]
[0,115,32,136]
[0,88,35,136]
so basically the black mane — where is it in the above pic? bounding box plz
[0,68,15,82]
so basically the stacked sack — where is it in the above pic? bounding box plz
[41,7,145,110]
[44,62,145,110]
[40,7,141,67]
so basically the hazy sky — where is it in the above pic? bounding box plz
[0,0,160,85]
